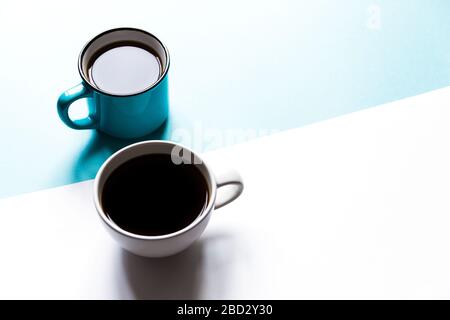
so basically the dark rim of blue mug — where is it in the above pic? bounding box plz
[77,27,170,98]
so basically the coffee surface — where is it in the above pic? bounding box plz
[90,46,161,95]
[102,154,209,236]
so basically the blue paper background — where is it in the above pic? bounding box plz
[0,0,449,198]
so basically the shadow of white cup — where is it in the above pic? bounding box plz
[93,140,244,257]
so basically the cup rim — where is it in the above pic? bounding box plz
[77,27,170,98]
[93,140,217,241]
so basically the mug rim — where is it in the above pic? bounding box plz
[77,27,170,98]
[93,140,217,241]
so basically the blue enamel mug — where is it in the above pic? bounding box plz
[57,28,169,139]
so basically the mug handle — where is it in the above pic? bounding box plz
[57,83,98,130]
[214,170,244,209]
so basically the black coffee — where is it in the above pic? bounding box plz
[101,154,209,236]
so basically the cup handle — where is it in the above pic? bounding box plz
[214,169,244,209]
[57,83,97,130]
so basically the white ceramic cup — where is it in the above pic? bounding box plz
[94,141,244,257]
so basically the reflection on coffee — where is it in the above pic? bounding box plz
[89,45,161,95]
[101,154,209,236]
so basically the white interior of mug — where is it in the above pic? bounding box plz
[78,28,170,96]
[93,141,217,239]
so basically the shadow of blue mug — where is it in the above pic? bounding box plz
[57,28,169,139]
